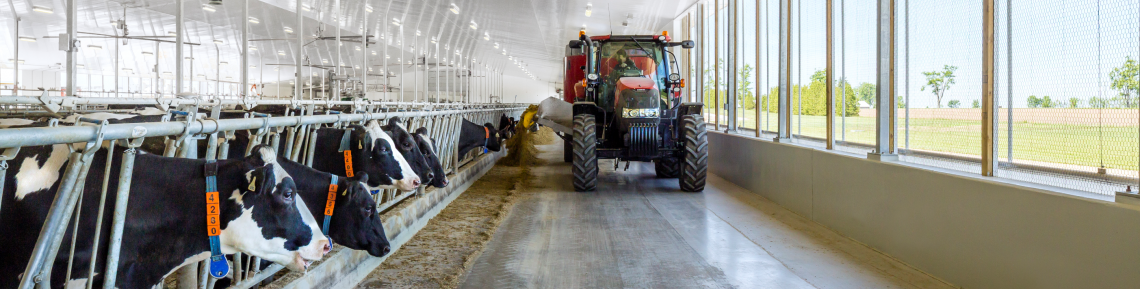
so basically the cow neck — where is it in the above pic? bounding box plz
[338,129,355,178]
[321,174,338,236]
[202,161,230,279]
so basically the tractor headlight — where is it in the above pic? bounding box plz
[586,73,598,81]
[668,73,681,81]
[623,108,659,118]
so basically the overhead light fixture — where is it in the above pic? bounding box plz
[365,4,373,13]
[301,4,311,11]
[585,3,592,17]
[277,50,286,55]
[322,59,328,63]
[220,61,228,65]
[248,17,259,24]
[32,5,53,14]
[431,37,437,44]
[8,59,24,64]
[250,65,257,69]
[185,57,194,60]
[18,36,36,42]
[163,71,173,76]
[354,65,360,69]
[469,20,477,30]
[142,51,154,56]
[214,39,223,44]
[449,3,460,14]
[355,45,361,51]
[392,18,401,26]
[87,45,102,51]
[201,4,216,12]
[494,43,499,49]
[416,30,422,36]
[77,64,84,69]
[371,50,377,55]
[226,76,233,80]
[368,67,373,72]
[122,68,133,72]
[483,32,489,41]
[283,26,293,33]
[248,46,257,51]
[168,31,177,36]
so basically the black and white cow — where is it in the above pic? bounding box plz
[275,157,391,256]
[0,145,329,288]
[412,128,448,188]
[457,119,504,157]
[498,114,517,139]
[369,118,433,186]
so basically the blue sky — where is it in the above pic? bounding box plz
[696,0,1139,109]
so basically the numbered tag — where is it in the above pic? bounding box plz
[205,191,219,204]
[324,185,338,216]
[343,151,355,177]
[208,255,230,278]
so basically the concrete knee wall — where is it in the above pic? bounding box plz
[708,131,1140,289]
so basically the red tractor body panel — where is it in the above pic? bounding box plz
[564,54,587,103]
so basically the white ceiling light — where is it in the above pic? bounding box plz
[249,46,257,51]
[483,32,489,41]
[18,36,36,42]
[585,3,592,17]
[220,61,228,65]
[301,4,311,11]
[250,65,257,69]
[76,64,84,69]
[355,45,361,51]
[201,4,216,12]
[32,5,53,13]
[214,39,223,44]
[371,51,377,56]
[493,43,499,49]
[283,27,294,33]
[87,45,102,51]
[365,5,373,13]
[141,51,154,56]
[278,50,286,55]
[248,17,260,24]
[469,21,477,30]
[392,18,401,26]
[322,59,328,63]
[168,31,177,36]
[449,3,460,14]
[431,37,437,44]
[8,59,24,64]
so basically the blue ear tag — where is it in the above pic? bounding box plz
[209,254,230,278]
[370,189,380,195]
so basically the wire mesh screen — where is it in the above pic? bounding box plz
[739,0,758,131]
[893,0,984,173]
[833,0,878,154]
[994,0,1140,194]
[760,0,779,138]
[784,0,828,147]
[703,4,715,119]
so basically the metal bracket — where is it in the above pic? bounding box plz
[37,93,61,113]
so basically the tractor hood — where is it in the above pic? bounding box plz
[617,77,657,90]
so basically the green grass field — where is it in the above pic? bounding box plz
[707,109,1139,171]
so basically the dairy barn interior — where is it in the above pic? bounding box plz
[1,0,1139,288]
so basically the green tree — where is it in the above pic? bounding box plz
[1110,56,1139,108]
[1040,96,1056,108]
[897,95,906,108]
[971,99,980,108]
[947,100,961,108]
[738,64,755,110]
[1027,95,1040,108]
[763,70,860,116]
[1068,97,1080,108]
[854,82,876,107]
[921,65,958,108]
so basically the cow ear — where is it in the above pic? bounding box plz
[244,145,276,167]
[246,165,275,194]
[415,127,428,135]
[386,117,401,129]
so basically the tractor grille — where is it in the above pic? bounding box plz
[628,122,659,158]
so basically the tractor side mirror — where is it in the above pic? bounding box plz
[568,40,584,49]
[680,40,695,49]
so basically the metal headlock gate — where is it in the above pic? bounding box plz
[0,95,524,289]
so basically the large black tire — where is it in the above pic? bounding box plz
[563,134,573,163]
[679,115,708,192]
[654,158,680,178]
[572,114,598,191]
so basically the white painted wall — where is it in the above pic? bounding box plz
[707,131,1140,289]
[502,74,556,104]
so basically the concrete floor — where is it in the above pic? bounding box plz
[461,143,957,289]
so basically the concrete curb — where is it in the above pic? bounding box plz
[281,150,506,289]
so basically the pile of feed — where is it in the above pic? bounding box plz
[357,163,534,289]
[497,105,542,167]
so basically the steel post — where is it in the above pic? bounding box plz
[100,139,139,288]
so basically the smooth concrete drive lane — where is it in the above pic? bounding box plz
[462,144,954,289]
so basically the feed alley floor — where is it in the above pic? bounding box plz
[458,144,956,289]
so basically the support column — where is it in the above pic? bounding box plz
[826,0,835,149]
[696,4,705,105]
[294,0,304,100]
[175,0,184,95]
[982,0,996,175]
[775,0,791,142]
[726,0,738,132]
[869,0,897,160]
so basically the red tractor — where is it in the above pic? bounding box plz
[562,32,704,192]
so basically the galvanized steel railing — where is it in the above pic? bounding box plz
[0,98,523,289]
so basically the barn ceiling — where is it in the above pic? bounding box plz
[0,0,697,87]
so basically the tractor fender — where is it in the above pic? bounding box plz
[573,102,601,117]
[678,102,704,117]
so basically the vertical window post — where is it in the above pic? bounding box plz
[776,0,792,142]
[826,0,835,149]
[982,0,996,175]
[870,0,898,161]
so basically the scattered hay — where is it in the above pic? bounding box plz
[531,126,557,145]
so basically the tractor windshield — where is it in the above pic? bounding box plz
[594,41,668,111]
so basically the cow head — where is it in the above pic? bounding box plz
[344,125,407,190]
[413,127,448,188]
[482,123,504,152]
[379,118,433,187]
[327,180,391,257]
[363,122,421,191]
[227,146,330,272]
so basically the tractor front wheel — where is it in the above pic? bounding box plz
[679,115,708,192]
[654,158,680,178]
[572,114,598,191]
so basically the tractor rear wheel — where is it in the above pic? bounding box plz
[679,115,708,192]
[572,114,598,191]
[654,158,680,178]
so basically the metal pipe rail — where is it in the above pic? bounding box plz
[0,95,519,110]
[0,107,524,149]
